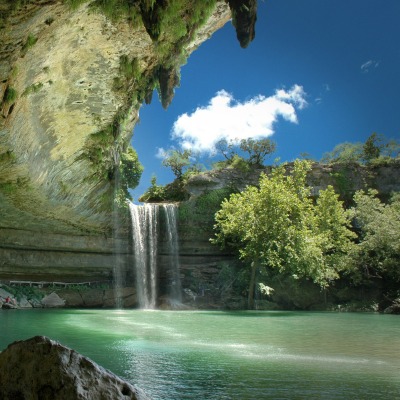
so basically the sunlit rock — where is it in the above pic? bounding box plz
[0,336,149,399]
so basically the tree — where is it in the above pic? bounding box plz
[120,147,143,189]
[162,149,192,179]
[362,132,383,162]
[349,189,400,283]
[212,160,355,308]
[239,138,276,166]
[321,134,399,165]
[321,142,364,164]
[214,137,276,169]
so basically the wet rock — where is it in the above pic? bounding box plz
[18,295,33,308]
[2,303,18,310]
[384,298,400,314]
[0,336,149,400]
[41,292,65,308]
[57,289,84,307]
[80,288,105,307]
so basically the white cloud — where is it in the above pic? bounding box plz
[170,85,307,154]
[361,60,380,73]
[155,147,167,159]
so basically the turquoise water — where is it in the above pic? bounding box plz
[1,310,399,399]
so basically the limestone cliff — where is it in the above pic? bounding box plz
[0,1,250,282]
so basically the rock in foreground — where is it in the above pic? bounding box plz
[0,336,149,400]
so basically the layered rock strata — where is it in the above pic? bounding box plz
[0,1,232,282]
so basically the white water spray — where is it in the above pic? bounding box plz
[162,204,182,304]
[129,203,159,309]
[129,202,182,309]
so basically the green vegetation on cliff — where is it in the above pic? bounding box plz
[322,133,399,166]
[212,160,356,308]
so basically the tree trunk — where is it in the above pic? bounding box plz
[247,261,257,309]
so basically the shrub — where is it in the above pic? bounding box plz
[3,87,17,104]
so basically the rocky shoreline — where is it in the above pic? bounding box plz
[0,283,136,309]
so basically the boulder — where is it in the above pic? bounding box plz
[41,292,66,308]
[0,336,149,400]
[384,298,400,314]
[57,289,84,307]
[18,295,33,308]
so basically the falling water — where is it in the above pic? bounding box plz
[162,204,182,304]
[129,203,159,309]
[129,202,182,309]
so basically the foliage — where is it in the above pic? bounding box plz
[79,128,115,180]
[22,82,44,96]
[21,33,37,56]
[162,149,192,180]
[322,134,399,166]
[239,138,276,166]
[5,285,42,302]
[113,56,140,90]
[349,189,400,283]
[362,132,383,162]
[2,87,17,105]
[321,142,364,164]
[214,138,276,170]
[329,166,355,204]
[119,146,143,190]
[139,175,168,202]
[0,150,16,164]
[65,0,88,10]
[179,188,234,231]
[139,174,191,202]
[212,160,355,308]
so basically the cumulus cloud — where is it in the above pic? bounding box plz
[170,85,307,154]
[361,60,380,73]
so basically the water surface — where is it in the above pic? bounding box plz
[1,310,399,399]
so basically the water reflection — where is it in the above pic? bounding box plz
[1,310,399,399]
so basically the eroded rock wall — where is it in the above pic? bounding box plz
[0,1,231,282]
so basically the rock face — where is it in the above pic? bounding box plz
[0,335,149,400]
[185,162,400,200]
[0,1,232,282]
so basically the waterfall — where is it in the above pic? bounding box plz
[129,202,182,309]
[129,203,159,309]
[162,204,182,304]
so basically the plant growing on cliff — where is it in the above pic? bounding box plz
[161,149,192,180]
[21,33,37,56]
[22,82,44,96]
[321,134,399,166]
[2,87,17,105]
[349,189,400,284]
[212,160,355,309]
[213,138,276,170]
[119,147,143,190]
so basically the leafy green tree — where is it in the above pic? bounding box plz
[349,190,400,283]
[214,137,276,169]
[321,142,364,164]
[212,160,355,308]
[162,149,192,179]
[214,138,237,163]
[239,138,276,166]
[321,134,399,166]
[139,175,167,202]
[362,132,383,162]
[314,185,357,277]
[120,147,143,189]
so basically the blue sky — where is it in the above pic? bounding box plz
[130,0,400,201]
